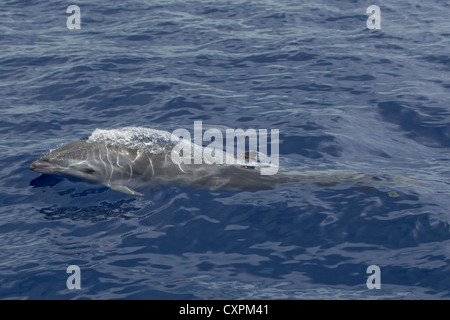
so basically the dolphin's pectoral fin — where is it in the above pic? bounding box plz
[106,184,144,196]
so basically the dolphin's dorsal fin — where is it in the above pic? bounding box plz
[235,151,257,169]
[107,184,144,196]
[235,151,257,161]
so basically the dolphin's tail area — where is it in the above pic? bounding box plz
[269,169,421,188]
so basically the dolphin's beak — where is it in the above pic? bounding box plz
[30,160,52,173]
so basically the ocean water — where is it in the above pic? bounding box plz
[0,0,449,299]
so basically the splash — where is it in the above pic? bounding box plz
[87,127,177,154]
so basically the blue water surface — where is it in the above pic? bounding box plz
[0,0,449,299]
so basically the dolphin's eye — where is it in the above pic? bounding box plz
[83,168,95,174]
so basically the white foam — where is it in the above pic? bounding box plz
[87,127,177,154]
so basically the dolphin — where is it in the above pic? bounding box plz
[30,139,293,196]
[29,128,407,196]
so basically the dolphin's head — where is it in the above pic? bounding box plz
[30,140,103,183]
